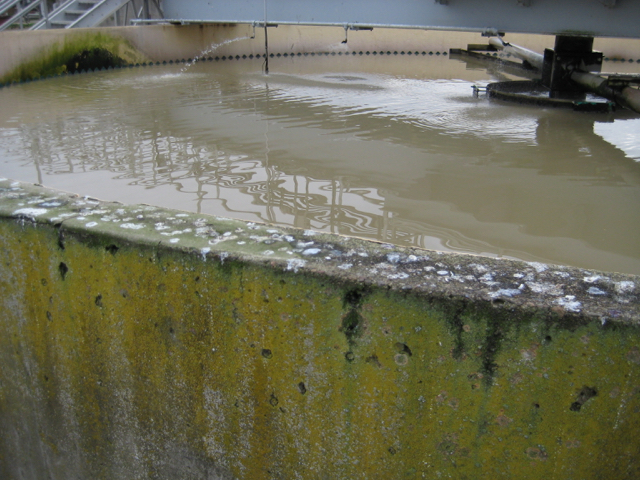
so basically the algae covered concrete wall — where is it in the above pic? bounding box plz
[1,178,639,479]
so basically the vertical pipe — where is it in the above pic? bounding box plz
[264,0,269,74]
[153,0,164,17]
[40,0,49,29]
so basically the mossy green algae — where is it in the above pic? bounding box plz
[0,31,148,84]
[1,215,640,479]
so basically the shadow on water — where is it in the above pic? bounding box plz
[0,55,639,273]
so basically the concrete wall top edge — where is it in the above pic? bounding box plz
[1,178,638,324]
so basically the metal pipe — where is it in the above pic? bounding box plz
[570,71,640,114]
[40,0,49,28]
[488,37,543,70]
[619,86,640,114]
[264,0,269,74]
[129,18,510,34]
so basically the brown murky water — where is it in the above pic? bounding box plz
[1,54,639,274]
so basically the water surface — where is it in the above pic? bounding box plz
[1,54,639,274]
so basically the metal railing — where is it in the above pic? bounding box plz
[0,0,50,31]
[0,0,161,30]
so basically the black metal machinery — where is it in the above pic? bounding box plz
[453,34,640,113]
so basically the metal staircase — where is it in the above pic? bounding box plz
[30,0,131,30]
[0,0,158,31]
[0,0,45,31]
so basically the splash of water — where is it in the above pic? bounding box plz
[180,36,252,73]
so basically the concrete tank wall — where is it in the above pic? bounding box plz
[2,24,640,81]
[1,178,639,479]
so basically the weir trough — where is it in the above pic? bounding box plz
[1,178,639,479]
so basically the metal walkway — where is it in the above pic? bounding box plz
[3,0,638,39]
[159,0,640,39]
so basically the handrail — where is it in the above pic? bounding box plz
[0,0,41,31]
[0,0,23,17]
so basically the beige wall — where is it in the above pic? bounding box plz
[1,24,639,79]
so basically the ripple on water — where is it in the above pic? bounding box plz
[0,56,639,274]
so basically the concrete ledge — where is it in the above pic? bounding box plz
[1,178,639,479]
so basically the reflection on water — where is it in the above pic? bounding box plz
[1,55,639,274]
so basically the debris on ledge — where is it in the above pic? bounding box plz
[1,178,638,324]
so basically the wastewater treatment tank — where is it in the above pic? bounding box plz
[1,24,640,480]
[1,38,639,275]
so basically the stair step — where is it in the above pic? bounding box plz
[29,0,127,30]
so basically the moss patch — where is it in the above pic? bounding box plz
[0,32,148,84]
[64,47,126,73]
